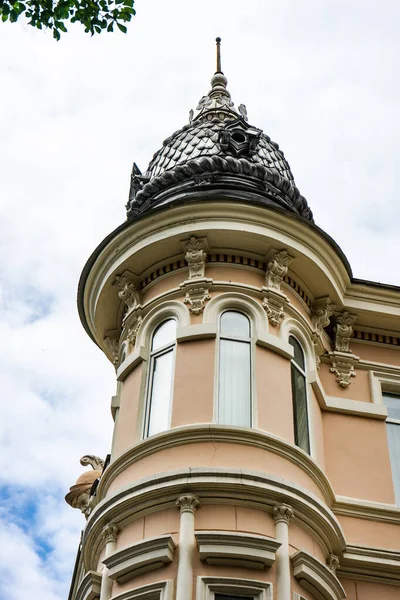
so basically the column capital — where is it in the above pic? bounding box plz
[273,503,293,524]
[176,493,200,515]
[102,523,119,545]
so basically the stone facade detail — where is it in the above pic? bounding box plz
[273,503,294,524]
[262,249,293,327]
[80,455,104,470]
[330,358,357,388]
[102,524,119,545]
[104,335,119,365]
[176,493,200,515]
[265,250,293,291]
[126,316,142,352]
[184,287,211,315]
[334,311,357,352]
[327,554,340,573]
[114,273,141,320]
[311,297,335,368]
[183,236,208,279]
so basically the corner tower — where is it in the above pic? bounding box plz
[67,40,400,600]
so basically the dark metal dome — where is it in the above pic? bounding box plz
[126,45,313,222]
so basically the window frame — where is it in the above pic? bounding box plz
[217,310,253,428]
[196,576,272,600]
[143,318,177,439]
[382,392,400,506]
[289,334,311,455]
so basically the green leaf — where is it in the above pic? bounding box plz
[117,22,126,33]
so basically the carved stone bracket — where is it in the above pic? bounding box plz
[265,249,294,291]
[329,354,359,388]
[311,297,335,368]
[102,524,119,545]
[327,311,359,388]
[114,272,141,322]
[104,332,120,366]
[262,290,290,327]
[184,287,211,315]
[326,554,340,573]
[80,455,105,470]
[181,236,208,280]
[126,316,143,353]
[273,503,294,524]
[334,311,357,352]
[176,493,200,515]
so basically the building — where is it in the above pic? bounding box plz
[66,39,400,600]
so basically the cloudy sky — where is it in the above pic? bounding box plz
[0,1,399,597]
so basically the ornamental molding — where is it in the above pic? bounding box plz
[181,236,209,280]
[338,544,400,585]
[195,531,280,569]
[102,523,119,545]
[334,311,357,353]
[111,580,174,600]
[83,466,345,572]
[80,455,105,471]
[176,493,200,514]
[183,287,211,314]
[262,291,289,327]
[104,331,120,366]
[114,271,141,322]
[103,535,175,583]
[312,297,335,368]
[97,425,336,505]
[264,249,294,291]
[291,550,346,600]
[75,570,102,600]
[329,352,360,388]
[126,316,143,354]
[326,554,340,573]
[273,503,294,524]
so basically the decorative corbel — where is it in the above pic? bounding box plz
[326,554,340,573]
[262,249,293,327]
[104,331,120,366]
[184,287,211,315]
[126,315,143,354]
[114,272,141,322]
[182,236,208,280]
[328,311,359,388]
[311,297,335,369]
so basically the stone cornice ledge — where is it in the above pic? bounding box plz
[75,570,101,600]
[98,424,335,504]
[291,550,346,600]
[310,373,387,420]
[195,531,281,569]
[338,544,400,586]
[103,534,175,583]
[333,495,400,524]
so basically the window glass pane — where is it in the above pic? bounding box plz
[291,364,310,454]
[383,394,400,420]
[386,423,400,505]
[221,311,250,338]
[152,319,176,351]
[289,336,305,370]
[147,349,174,436]
[219,339,251,426]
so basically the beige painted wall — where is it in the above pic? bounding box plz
[319,362,372,402]
[323,412,395,503]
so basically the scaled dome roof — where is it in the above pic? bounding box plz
[126,40,313,222]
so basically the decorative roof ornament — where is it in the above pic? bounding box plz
[192,37,241,123]
[125,38,314,223]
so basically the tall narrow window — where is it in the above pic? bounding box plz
[383,393,400,505]
[289,336,310,454]
[218,311,251,427]
[146,319,176,438]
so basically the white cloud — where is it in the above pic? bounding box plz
[0,1,399,597]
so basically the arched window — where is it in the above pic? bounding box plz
[218,311,251,427]
[145,318,177,437]
[289,336,310,454]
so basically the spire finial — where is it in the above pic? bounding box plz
[216,37,222,72]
